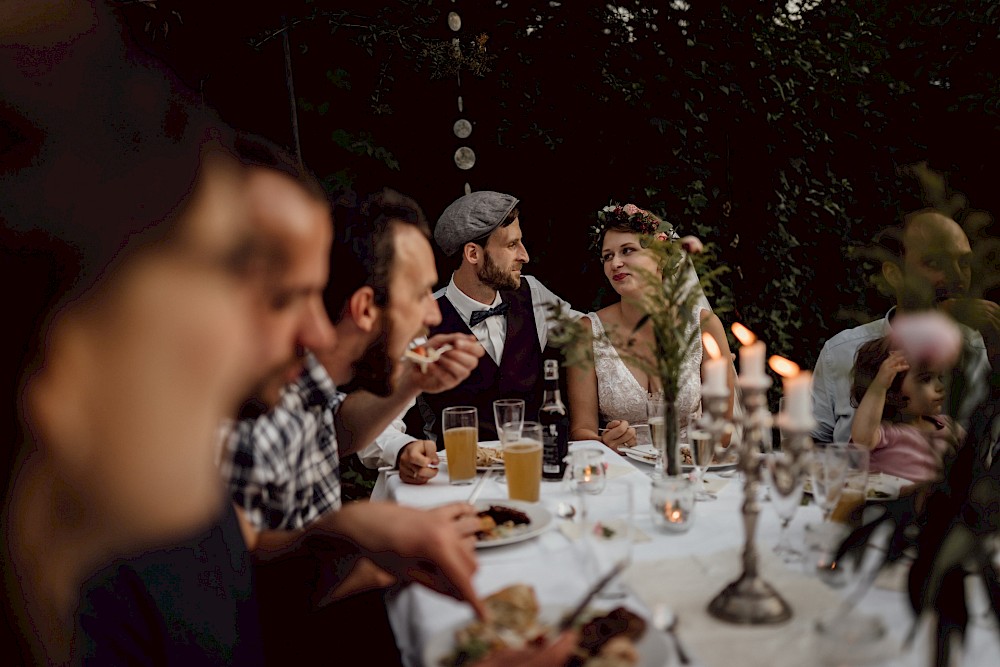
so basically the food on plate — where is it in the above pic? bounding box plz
[572,607,646,667]
[402,343,454,372]
[442,584,647,666]
[476,446,504,467]
[679,446,735,467]
[476,505,531,541]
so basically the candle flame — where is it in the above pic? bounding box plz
[731,322,756,346]
[670,509,683,522]
[768,355,800,378]
[702,332,722,360]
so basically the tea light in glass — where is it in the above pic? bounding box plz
[650,477,695,533]
[570,449,606,495]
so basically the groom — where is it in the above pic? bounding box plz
[417,191,582,442]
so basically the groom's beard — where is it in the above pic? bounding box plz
[479,248,520,291]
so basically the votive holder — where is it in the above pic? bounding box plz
[650,476,695,533]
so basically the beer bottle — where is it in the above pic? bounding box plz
[539,359,569,479]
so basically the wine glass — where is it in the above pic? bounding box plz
[810,443,850,521]
[580,478,634,599]
[687,412,716,501]
[765,446,807,562]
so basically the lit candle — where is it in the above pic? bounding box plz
[769,355,814,429]
[583,466,592,484]
[701,332,729,397]
[731,323,766,381]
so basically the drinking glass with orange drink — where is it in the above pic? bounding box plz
[829,444,869,525]
[503,421,543,502]
[442,406,478,485]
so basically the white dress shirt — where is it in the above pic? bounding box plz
[437,274,583,365]
[811,307,989,444]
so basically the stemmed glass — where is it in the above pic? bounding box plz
[765,445,807,562]
[687,412,717,501]
[810,443,850,522]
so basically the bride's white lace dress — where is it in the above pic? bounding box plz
[588,308,704,444]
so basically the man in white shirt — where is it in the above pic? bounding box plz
[419,190,583,442]
[811,209,999,444]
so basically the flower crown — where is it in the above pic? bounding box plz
[589,203,666,252]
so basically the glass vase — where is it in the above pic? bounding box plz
[650,397,682,478]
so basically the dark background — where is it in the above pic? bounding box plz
[113,0,1000,376]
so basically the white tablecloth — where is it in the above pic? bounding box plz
[375,441,999,666]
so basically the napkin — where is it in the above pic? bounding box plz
[624,548,898,667]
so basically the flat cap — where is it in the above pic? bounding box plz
[434,191,520,256]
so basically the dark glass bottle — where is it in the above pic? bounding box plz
[539,359,569,480]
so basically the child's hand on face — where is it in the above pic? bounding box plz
[873,350,909,390]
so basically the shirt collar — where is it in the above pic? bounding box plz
[444,274,502,326]
[295,351,340,408]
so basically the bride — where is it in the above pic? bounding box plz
[567,203,736,453]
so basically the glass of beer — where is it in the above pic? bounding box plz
[442,406,478,485]
[830,444,870,525]
[503,421,543,502]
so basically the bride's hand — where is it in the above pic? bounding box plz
[602,419,636,453]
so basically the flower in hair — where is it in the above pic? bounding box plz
[589,202,665,252]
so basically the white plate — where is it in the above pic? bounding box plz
[438,440,505,472]
[423,604,672,667]
[624,444,739,472]
[474,499,552,549]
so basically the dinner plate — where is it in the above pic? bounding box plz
[802,473,913,500]
[423,604,672,667]
[474,498,552,549]
[623,444,739,472]
[438,440,505,472]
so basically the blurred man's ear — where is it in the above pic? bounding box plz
[882,260,903,293]
[347,286,380,333]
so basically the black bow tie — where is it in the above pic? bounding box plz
[469,301,510,326]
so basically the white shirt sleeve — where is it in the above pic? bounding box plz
[355,399,418,469]
[525,275,583,349]
[810,342,837,444]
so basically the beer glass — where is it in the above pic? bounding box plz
[442,406,478,485]
[503,421,543,502]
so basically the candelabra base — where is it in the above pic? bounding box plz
[707,572,792,625]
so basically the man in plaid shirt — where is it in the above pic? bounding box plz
[225,188,484,531]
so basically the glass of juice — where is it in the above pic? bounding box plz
[442,406,478,485]
[830,443,869,526]
[503,421,543,502]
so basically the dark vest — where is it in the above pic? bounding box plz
[421,280,543,443]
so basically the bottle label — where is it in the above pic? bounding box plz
[542,421,569,476]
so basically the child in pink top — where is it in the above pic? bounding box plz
[849,336,963,482]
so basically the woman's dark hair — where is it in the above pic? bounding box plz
[850,336,909,420]
[324,187,430,319]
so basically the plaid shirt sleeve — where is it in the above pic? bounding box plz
[226,354,343,530]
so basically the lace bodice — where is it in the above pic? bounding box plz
[589,309,704,443]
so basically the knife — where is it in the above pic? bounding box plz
[556,559,628,632]
[467,469,494,505]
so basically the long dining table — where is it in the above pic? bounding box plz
[372,441,998,667]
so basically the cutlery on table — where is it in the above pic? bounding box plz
[653,603,690,665]
[556,559,628,632]
[467,469,494,505]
